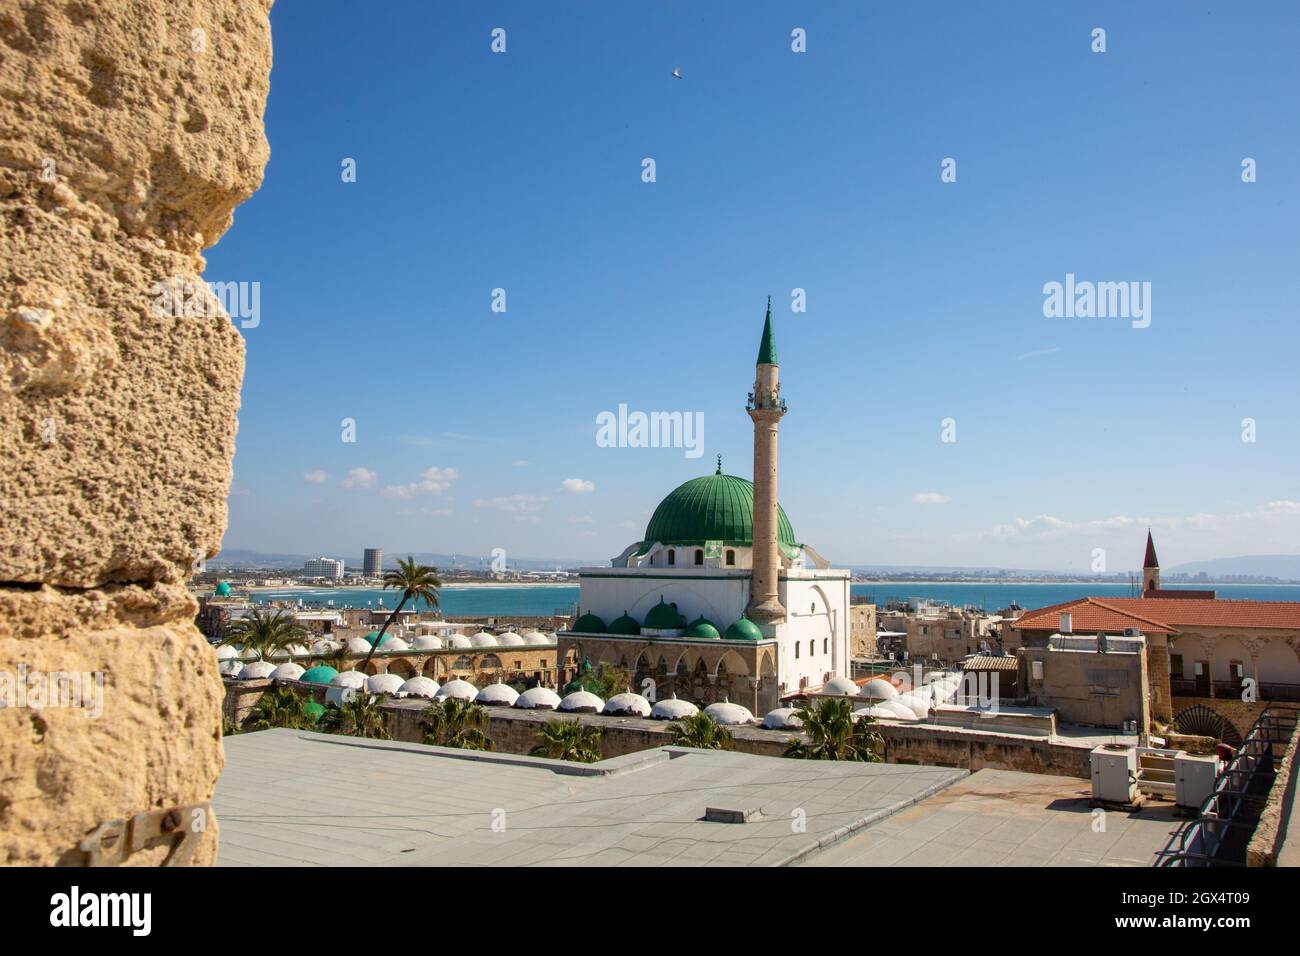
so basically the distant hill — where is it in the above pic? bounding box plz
[1167,555,1300,580]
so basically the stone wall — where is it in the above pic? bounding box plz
[0,0,273,865]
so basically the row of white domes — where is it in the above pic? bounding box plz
[848,673,963,722]
[214,629,553,662]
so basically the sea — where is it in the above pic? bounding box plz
[247,581,1300,617]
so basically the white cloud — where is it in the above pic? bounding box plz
[302,469,328,484]
[474,494,548,514]
[512,459,530,468]
[568,514,595,524]
[381,466,461,500]
[913,492,951,505]
[562,478,596,494]
[988,501,1300,541]
[341,467,378,490]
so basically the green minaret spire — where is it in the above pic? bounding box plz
[756,296,778,366]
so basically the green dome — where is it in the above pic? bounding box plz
[644,597,686,629]
[300,665,338,684]
[724,617,763,641]
[643,471,797,547]
[608,611,641,636]
[214,581,232,597]
[303,700,325,723]
[572,611,607,634]
[685,615,721,639]
[365,630,393,647]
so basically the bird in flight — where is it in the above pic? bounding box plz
[671,66,682,79]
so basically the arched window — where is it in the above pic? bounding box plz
[667,549,675,566]
[452,655,474,670]
[794,642,800,659]
[809,640,815,657]
[480,654,502,669]
[694,549,703,566]
[726,549,735,565]
[823,638,828,654]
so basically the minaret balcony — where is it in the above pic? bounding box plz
[746,389,787,413]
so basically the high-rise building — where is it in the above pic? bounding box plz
[303,556,344,580]
[363,548,383,576]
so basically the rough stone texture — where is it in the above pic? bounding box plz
[0,0,273,865]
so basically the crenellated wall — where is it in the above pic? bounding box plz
[0,0,273,865]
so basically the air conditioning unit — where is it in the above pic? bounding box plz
[1175,751,1220,810]
[1091,745,1137,803]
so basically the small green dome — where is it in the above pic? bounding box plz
[303,700,325,723]
[365,630,392,647]
[300,665,338,684]
[608,611,641,636]
[724,617,763,641]
[643,471,797,548]
[214,581,232,597]
[644,597,686,629]
[685,615,721,639]
[572,611,607,634]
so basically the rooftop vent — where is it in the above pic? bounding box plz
[1060,612,1073,634]
[703,806,762,824]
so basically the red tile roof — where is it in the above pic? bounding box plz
[1014,595,1300,633]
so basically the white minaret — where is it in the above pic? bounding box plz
[746,298,787,627]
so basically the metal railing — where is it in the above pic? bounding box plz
[1158,705,1299,866]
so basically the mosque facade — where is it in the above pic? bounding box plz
[557,303,851,715]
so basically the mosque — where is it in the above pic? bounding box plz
[557,302,851,715]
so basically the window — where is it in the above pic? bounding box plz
[480,654,502,669]
[541,659,548,668]
[725,549,735,565]
[667,549,675,566]
[1230,660,1244,680]
[809,640,815,657]
[795,643,800,659]
[514,660,522,669]
[1170,654,1183,677]
[452,655,473,669]
[823,638,828,654]
[694,549,703,566]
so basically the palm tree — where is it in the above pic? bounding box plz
[359,556,441,670]
[530,718,603,762]
[667,711,733,750]
[319,692,391,739]
[219,608,308,660]
[421,697,492,751]
[783,697,882,761]
[242,686,314,732]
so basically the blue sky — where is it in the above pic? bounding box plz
[208,1,1300,571]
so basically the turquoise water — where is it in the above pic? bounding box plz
[247,581,1300,616]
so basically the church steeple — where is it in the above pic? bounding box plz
[1142,530,1160,594]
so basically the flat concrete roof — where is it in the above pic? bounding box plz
[799,768,1186,867]
[214,730,965,867]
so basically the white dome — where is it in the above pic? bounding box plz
[413,635,444,650]
[469,631,499,648]
[703,701,755,726]
[436,678,479,701]
[219,659,244,677]
[496,631,526,647]
[268,643,310,659]
[380,636,410,652]
[331,670,367,689]
[236,644,260,661]
[521,631,551,646]
[215,644,238,661]
[270,662,306,681]
[876,699,919,720]
[894,693,931,718]
[448,634,472,649]
[475,682,520,706]
[821,676,860,696]
[514,686,561,710]
[311,639,341,654]
[859,678,900,700]
[399,676,440,698]
[855,704,901,720]
[650,696,699,720]
[239,661,277,679]
[603,693,651,717]
[345,637,373,654]
[559,690,605,713]
[923,671,951,685]
[763,707,803,730]
[366,673,405,695]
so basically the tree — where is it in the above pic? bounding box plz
[219,608,308,661]
[667,712,733,750]
[319,692,391,740]
[421,697,492,751]
[530,718,603,763]
[242,686,316,732]
[783,697,882,761]
[359,556,442,670]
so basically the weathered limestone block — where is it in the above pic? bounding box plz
[0,0,273,865]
